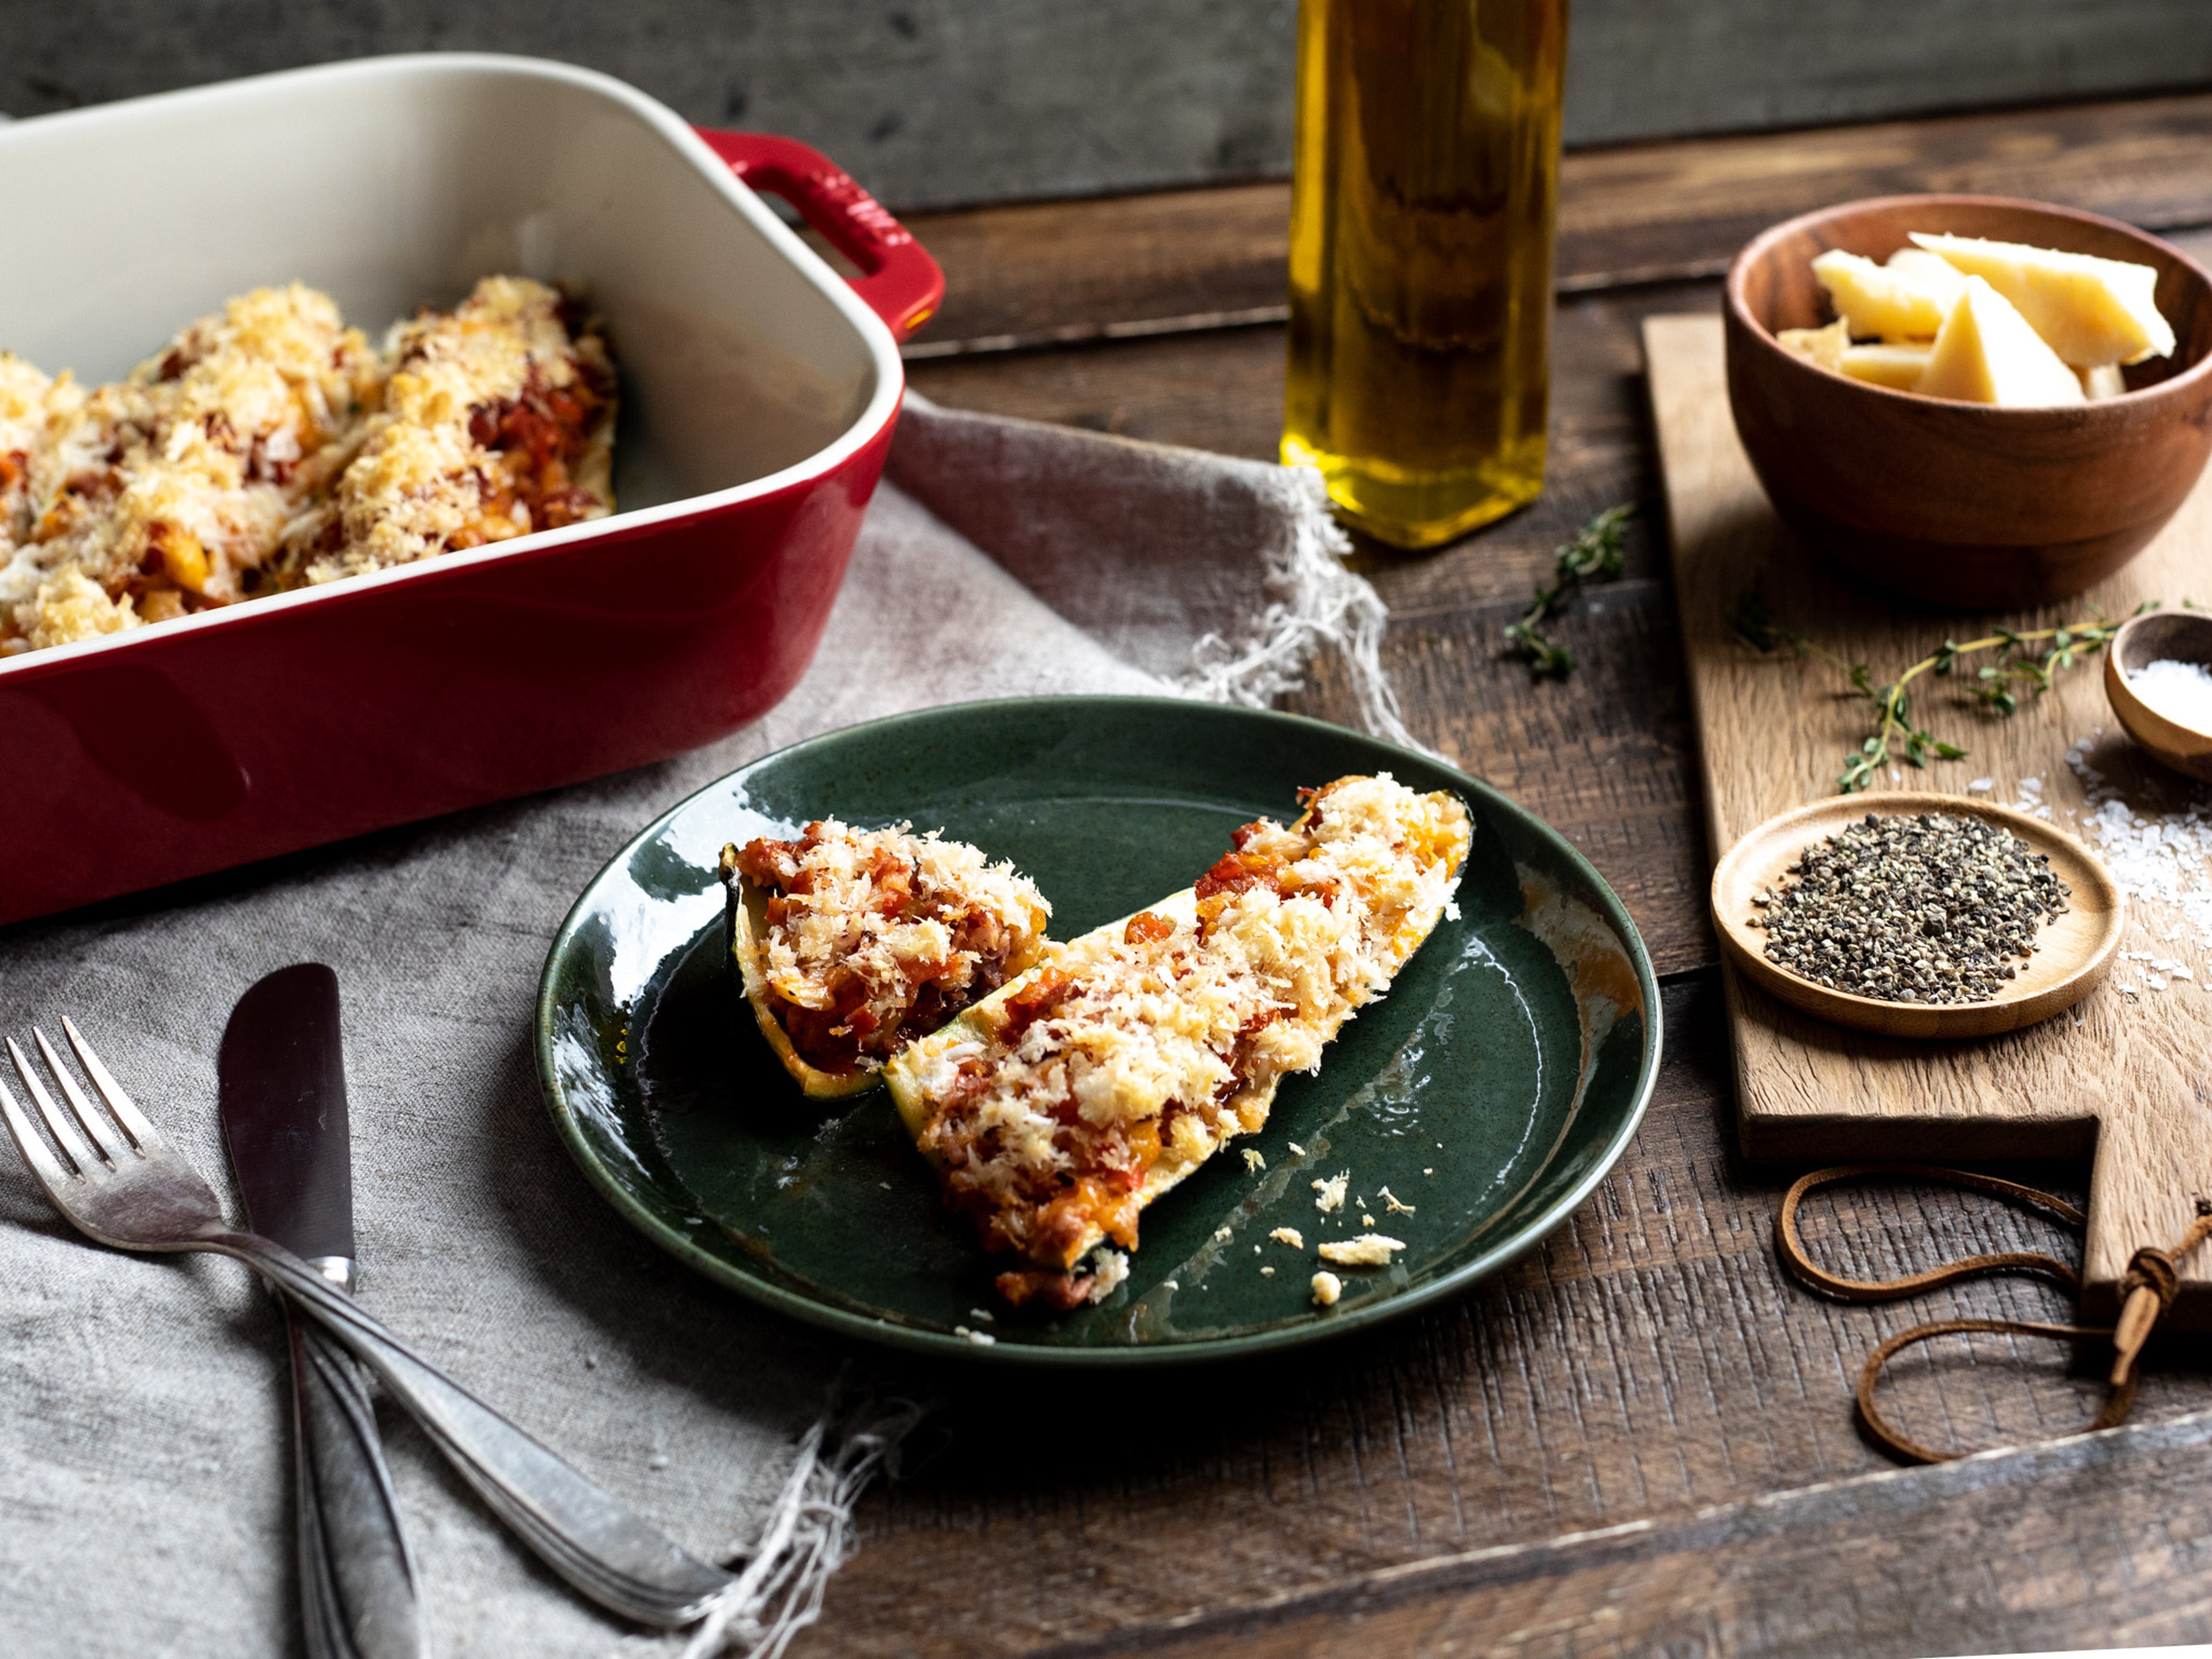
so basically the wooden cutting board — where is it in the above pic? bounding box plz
[1644,312,2212,1325]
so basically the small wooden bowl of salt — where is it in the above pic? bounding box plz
[2107,609,2212,781]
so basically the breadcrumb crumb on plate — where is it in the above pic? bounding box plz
[1318,1234,1407,1267]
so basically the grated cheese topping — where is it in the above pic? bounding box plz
[904,774,1471,1280]
[1,278,612,657]
[739,819,1050,1073]
[1269,1226,1305,1249]
[1310,1271,1342,1306]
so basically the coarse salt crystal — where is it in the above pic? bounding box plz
[2126,658,2212,732]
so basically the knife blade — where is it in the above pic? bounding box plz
[220,964,426,1659]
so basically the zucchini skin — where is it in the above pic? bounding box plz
[720,844,884,1101]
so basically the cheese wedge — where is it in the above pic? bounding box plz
[1839,342,1934,391]
[885,774,1471,1309]
[1915,278,2086,407]
[1910,232,2175,366]
[1778,318,1850,371]
[1811,249,1949,340]
[1884,247,1968,313]
[2077,362,2128,400]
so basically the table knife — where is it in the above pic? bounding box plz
[219,964,426,1659]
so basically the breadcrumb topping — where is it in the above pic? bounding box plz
[737,819,1050,1074]
[895,774,1472,1289]
[1,277,612,657]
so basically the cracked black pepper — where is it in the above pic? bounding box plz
[1752,812,2070,1004]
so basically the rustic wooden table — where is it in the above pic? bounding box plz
[812,96,2212,1658]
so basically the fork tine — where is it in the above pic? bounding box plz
[6,1038,100,1174]
[31,1028,127,1165]
[59,1017,159,1149]
[0,1071,74,1191]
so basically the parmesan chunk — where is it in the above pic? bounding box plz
[1777,318,1849,372]
[1838,342,1933,392]
[1269,1227,1305,1249]
[1312,1172,1349,1214]
[1910,232,2175,365]
[1318,1234,1407,1267]
[1916,279,2085,408]
[1310,1272,1342,1306]
[1811,249,1949,340]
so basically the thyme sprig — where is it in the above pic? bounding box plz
[1729,589,2152,793]
[1503,504,1634,677]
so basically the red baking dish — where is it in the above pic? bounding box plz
[0,55,941,927]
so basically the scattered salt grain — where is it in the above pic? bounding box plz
[2127,658,2212,732]
[1968,778,1994,793]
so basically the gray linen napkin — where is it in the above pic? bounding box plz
[0,394,1404,1658]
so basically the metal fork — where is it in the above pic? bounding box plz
[0,1019,733,1630]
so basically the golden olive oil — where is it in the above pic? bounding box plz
[1283,0,1569,548]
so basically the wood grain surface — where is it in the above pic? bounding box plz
[12,2,2210,213]
[906,91,2212,355]
[1648,312,2212,1325]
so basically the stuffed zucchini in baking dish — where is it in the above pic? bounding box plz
[884,773,1473,1309]
[719,821,1052,1098]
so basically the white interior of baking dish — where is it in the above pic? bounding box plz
[0,54,898,520]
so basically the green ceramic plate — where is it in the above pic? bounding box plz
[536,697,1660,1365]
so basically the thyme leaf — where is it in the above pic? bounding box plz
[1502,504,1634,679]
[1732,589,2155,793]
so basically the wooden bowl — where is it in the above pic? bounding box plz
[1711,793,2124,1039]
[1725,195,2212,609]
[2106,609,2212,781]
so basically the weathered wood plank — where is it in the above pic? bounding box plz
[907,93,2212,355]
[10,3,2212,214]
[826,974,2212,1657]
[1566,0,2212,150]
[1020,1400,2212,1658]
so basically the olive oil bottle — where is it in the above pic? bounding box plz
[1282,0,1569,548]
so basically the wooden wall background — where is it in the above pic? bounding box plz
[3,1,2210,211]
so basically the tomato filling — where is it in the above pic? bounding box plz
[738,823,1034,1074]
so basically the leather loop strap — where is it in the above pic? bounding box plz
[1855,1318,2134,1467]
[1777,1163,2085,1303]
[1777,1164,2209,1465]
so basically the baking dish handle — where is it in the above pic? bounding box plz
[694,129,945,340]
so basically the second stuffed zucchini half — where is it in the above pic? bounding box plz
[885,773,1473,1309]
[719,821,1053,1099]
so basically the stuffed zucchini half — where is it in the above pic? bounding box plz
[884,774,1474,1309]
[719,821,1053,1099]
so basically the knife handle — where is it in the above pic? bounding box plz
[286,1305,427,1659]
[209,1229,733,1629]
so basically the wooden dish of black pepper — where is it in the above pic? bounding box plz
[1710,793,2125,1039]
